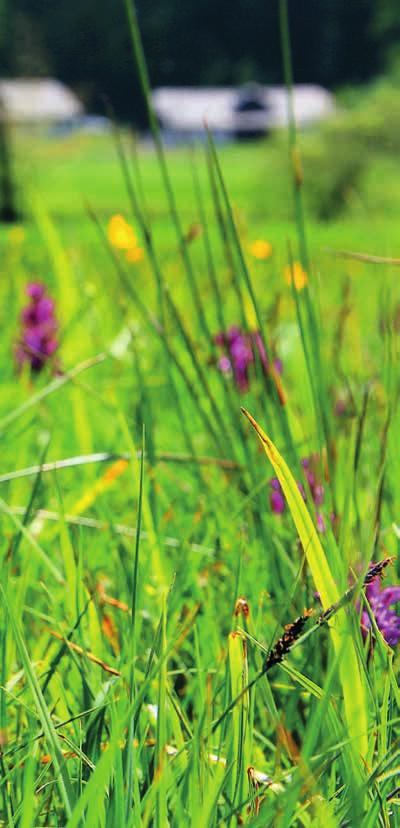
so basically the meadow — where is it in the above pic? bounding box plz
[1,82,400,827]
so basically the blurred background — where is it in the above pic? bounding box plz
[1,0,400,236]
[1,0,399,124]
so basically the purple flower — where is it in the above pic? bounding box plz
[229,327,254,391]
[269,454,330,535]
[214,327,253,391]
[269,476,309,519]
[218,355,232,374]
[15,282,59,373]
[214,326,281,393]
[361,576,400,647]
[269,478,286,514]
[315,563,400,648]
[26,282,45,300]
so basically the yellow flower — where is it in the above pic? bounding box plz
[126,245,144,263]
[70,459,129,516]
[284,261,308,291]
[248,239,272,260]
[8,226,25,244]
[108,214,137,250]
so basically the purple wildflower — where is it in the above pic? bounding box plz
[229,326,254,391]
[214,326,281,393]
[361,575,400,647]
[315,560,399,648]
[269,454,331,534]
[15,282,59,373]
[218,355,232,374]
[268,477,307,517]
[269,478,285,515]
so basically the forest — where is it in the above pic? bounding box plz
[2,0,400,120]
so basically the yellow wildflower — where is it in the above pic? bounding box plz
[70,459,129,516]
[248,239,272,260]
[126,245,144,263]
[108,214,137,250]
[284,261,308,291]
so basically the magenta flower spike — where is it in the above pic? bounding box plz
[269,477,286,515]
[15,282,59,373]
[361,575,400,647]
[269,453,331,535]
[214,325,281,393]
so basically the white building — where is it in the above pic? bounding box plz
[0,79,83,124]
[152,83,335,138]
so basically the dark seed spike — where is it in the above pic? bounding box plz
[364,557,395,585]
[318,557,395,627]
[264,609,313,670]
[263,558,395,673]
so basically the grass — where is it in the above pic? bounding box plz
[1,76,400,825]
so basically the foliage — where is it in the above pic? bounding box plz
[1,9,400,823]
[0,115,399,824]
[296,81,400,219]
[1,0,400,121]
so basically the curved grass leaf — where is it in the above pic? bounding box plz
[241,407,368,762]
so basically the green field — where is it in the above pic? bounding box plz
[11,129,400,246]
[1,121,400,826]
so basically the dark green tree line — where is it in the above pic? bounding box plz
[0,0,398,123]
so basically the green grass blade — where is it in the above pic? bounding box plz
[0,497,63,583]
[125,427,145,823]
[0,584,75,817]
[241,408,369,762]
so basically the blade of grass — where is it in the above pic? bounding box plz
[125,428,144,823]
[10,434,50,561]
[0,497,63,583]
[0,584,75,818]
[0,451,241,486]
[0,353,106,437]
[123,0,211,344]
[227,631,250,821]
[155,592,168,828]
[279,0,332,463]
[88,205,225,454]
[241,408,369,763]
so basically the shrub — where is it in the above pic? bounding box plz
[297,81,400,219]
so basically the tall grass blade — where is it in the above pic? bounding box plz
[0,584,75,817]
[125,427,145,823]
[241,408,369,763]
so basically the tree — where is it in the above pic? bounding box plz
[0,0,398,125]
